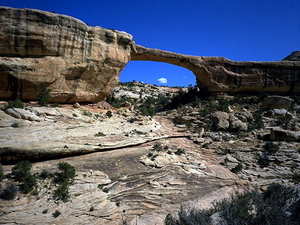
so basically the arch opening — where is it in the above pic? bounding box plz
[120,61,196,87]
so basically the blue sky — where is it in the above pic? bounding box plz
[2,0,300,87]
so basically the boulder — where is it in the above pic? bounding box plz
[211,111,229,131]
[270,128,300,141]
[230,119,248,132]
[260,96,293,110]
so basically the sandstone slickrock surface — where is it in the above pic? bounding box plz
[1,82,300,224]
[0,7,134,103]
[132,45,300,94]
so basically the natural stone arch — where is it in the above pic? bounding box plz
[131,45,300,94]
[120,59,196,86]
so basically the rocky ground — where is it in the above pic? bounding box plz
[0,83,300,225]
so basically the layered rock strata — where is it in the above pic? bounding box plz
[0,7,300,103]
[132,45,300,94]
[0,7,134,103]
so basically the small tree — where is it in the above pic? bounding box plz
[1,183,17,200]
[37,88,51,106]
[12,161,37,193]
[12,160,32,182]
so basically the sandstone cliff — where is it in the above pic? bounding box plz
[0,7,134,103]
[132,45,300,94]
[0,7,299,104]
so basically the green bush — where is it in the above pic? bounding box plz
[106,110,113,118]
[53,162,76,202]
[258,155,270,168]
[22,174,37,194]
[1,183,17,200]
[54,181,69,202]
[0,163,4,181]
[36,88,51,106]
[40,169,50,179]
[12,161,37,193]
[231,163,243,173]
[12,160,32,182]
[165,183,298,225]
[55,162,76,184]
[152,143,163,152]
[292,172,300,184]
[264,142,280,154]
[165,206,212,225]
[175,148,186,155]
[52,210,61,218]
[249,111,264,130]
[6,99,24,109]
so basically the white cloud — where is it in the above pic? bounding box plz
[158,77,167,84]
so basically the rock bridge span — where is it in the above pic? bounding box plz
[0,7,299,103]
[132,45,300,94]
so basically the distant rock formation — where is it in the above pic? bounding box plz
[0,7,299,103]
[283,51,300,61]
[0,7,134,103]
[132,45,300,94]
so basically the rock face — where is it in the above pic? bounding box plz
[1,7,300,103]
[0,7,134,103]
[260,95,293,110]
[283,51,300,61]
[132,45,300,94]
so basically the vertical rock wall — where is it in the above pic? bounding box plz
[0,7,135,103]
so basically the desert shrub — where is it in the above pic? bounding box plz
[290,95,300,104]
[40,169,50,179]
[165,206,212,225]
[0,163,4,181]
[95,131,106,137]
[258,155,270,168]
[185,121,192,129]
[55,162,75,184]
[12,161,37,193]
[52,210,61,218]
[292,172,300,184]
[6,99,24,109]
[175,148,185,155]
[53,162,75,202]
[166,183,298,225]
[263,142,280,154]
[42,209,49,214]
[276,113,293,129]
[231,163,243,173]
[218,98,230,113]
[12,160,32,182]
[1,182,17,200]
[37,88,51,106]
[22,174,37,193]
[152,143,163,152]
[54,181,69,202]
[249,111,264,130]
[83,110,92,117]
[106,110,113,118]
[139,107,155,116]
